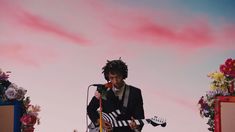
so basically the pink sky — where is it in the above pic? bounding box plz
[1,0,235,132]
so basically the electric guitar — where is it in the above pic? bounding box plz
[88,109,167,132]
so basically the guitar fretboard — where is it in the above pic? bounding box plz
[109,118,154,127]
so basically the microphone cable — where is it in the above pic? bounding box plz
[86,84,93,132]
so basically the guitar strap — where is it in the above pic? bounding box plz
[123,85,130,108]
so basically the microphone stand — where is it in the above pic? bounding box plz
[99,96,103,132]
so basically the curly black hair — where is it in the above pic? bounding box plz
[102,59,128,81]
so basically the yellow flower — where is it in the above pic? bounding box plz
[207,99,215,107]
[210,84,217,90]
[220,85,227,91]
[208,72,224,81]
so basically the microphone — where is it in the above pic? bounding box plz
[91,84,104,87]
[92,82,112,88]
[91,82,112,93]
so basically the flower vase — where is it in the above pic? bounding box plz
[229,80,234,94]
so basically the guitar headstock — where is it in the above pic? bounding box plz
[149,116,167,127]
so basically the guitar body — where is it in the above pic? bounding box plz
[88,109,166,132]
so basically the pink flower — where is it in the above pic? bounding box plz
[20,114,37,126]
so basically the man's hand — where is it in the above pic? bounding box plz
[103,120,112,132]
[129,117,138,130]
[97,118,112,132]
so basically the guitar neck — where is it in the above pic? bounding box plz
[111,118,153,127]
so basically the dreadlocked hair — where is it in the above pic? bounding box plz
[102,59,128,81]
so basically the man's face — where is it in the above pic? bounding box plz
[108,72,124,89]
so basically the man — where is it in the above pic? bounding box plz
[87,59,145,132]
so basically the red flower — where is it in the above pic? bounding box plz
[198,96,204,105]
[23,126,35,132]
[220,58,235,76]
[232,59,235,67]
[220,64,228,74]
[20,114,37,126]
[229,80,234,93]
[230,71,235,78]
[225,58,233,67]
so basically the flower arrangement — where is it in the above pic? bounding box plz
[198,58,235,131]
[0,68,40,132]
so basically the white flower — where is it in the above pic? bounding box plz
[5,87,17,100]
[206,91,216,99]
[216,89,228,96]
[4,83,26,100]
[203,109,209,114]
[9,83,18,89]
[28,105,41,116]
[16,87,27,100]
[207,99,215,107]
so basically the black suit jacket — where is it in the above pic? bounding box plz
[87,85,145,132]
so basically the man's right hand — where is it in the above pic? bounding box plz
[97,118,112,132]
